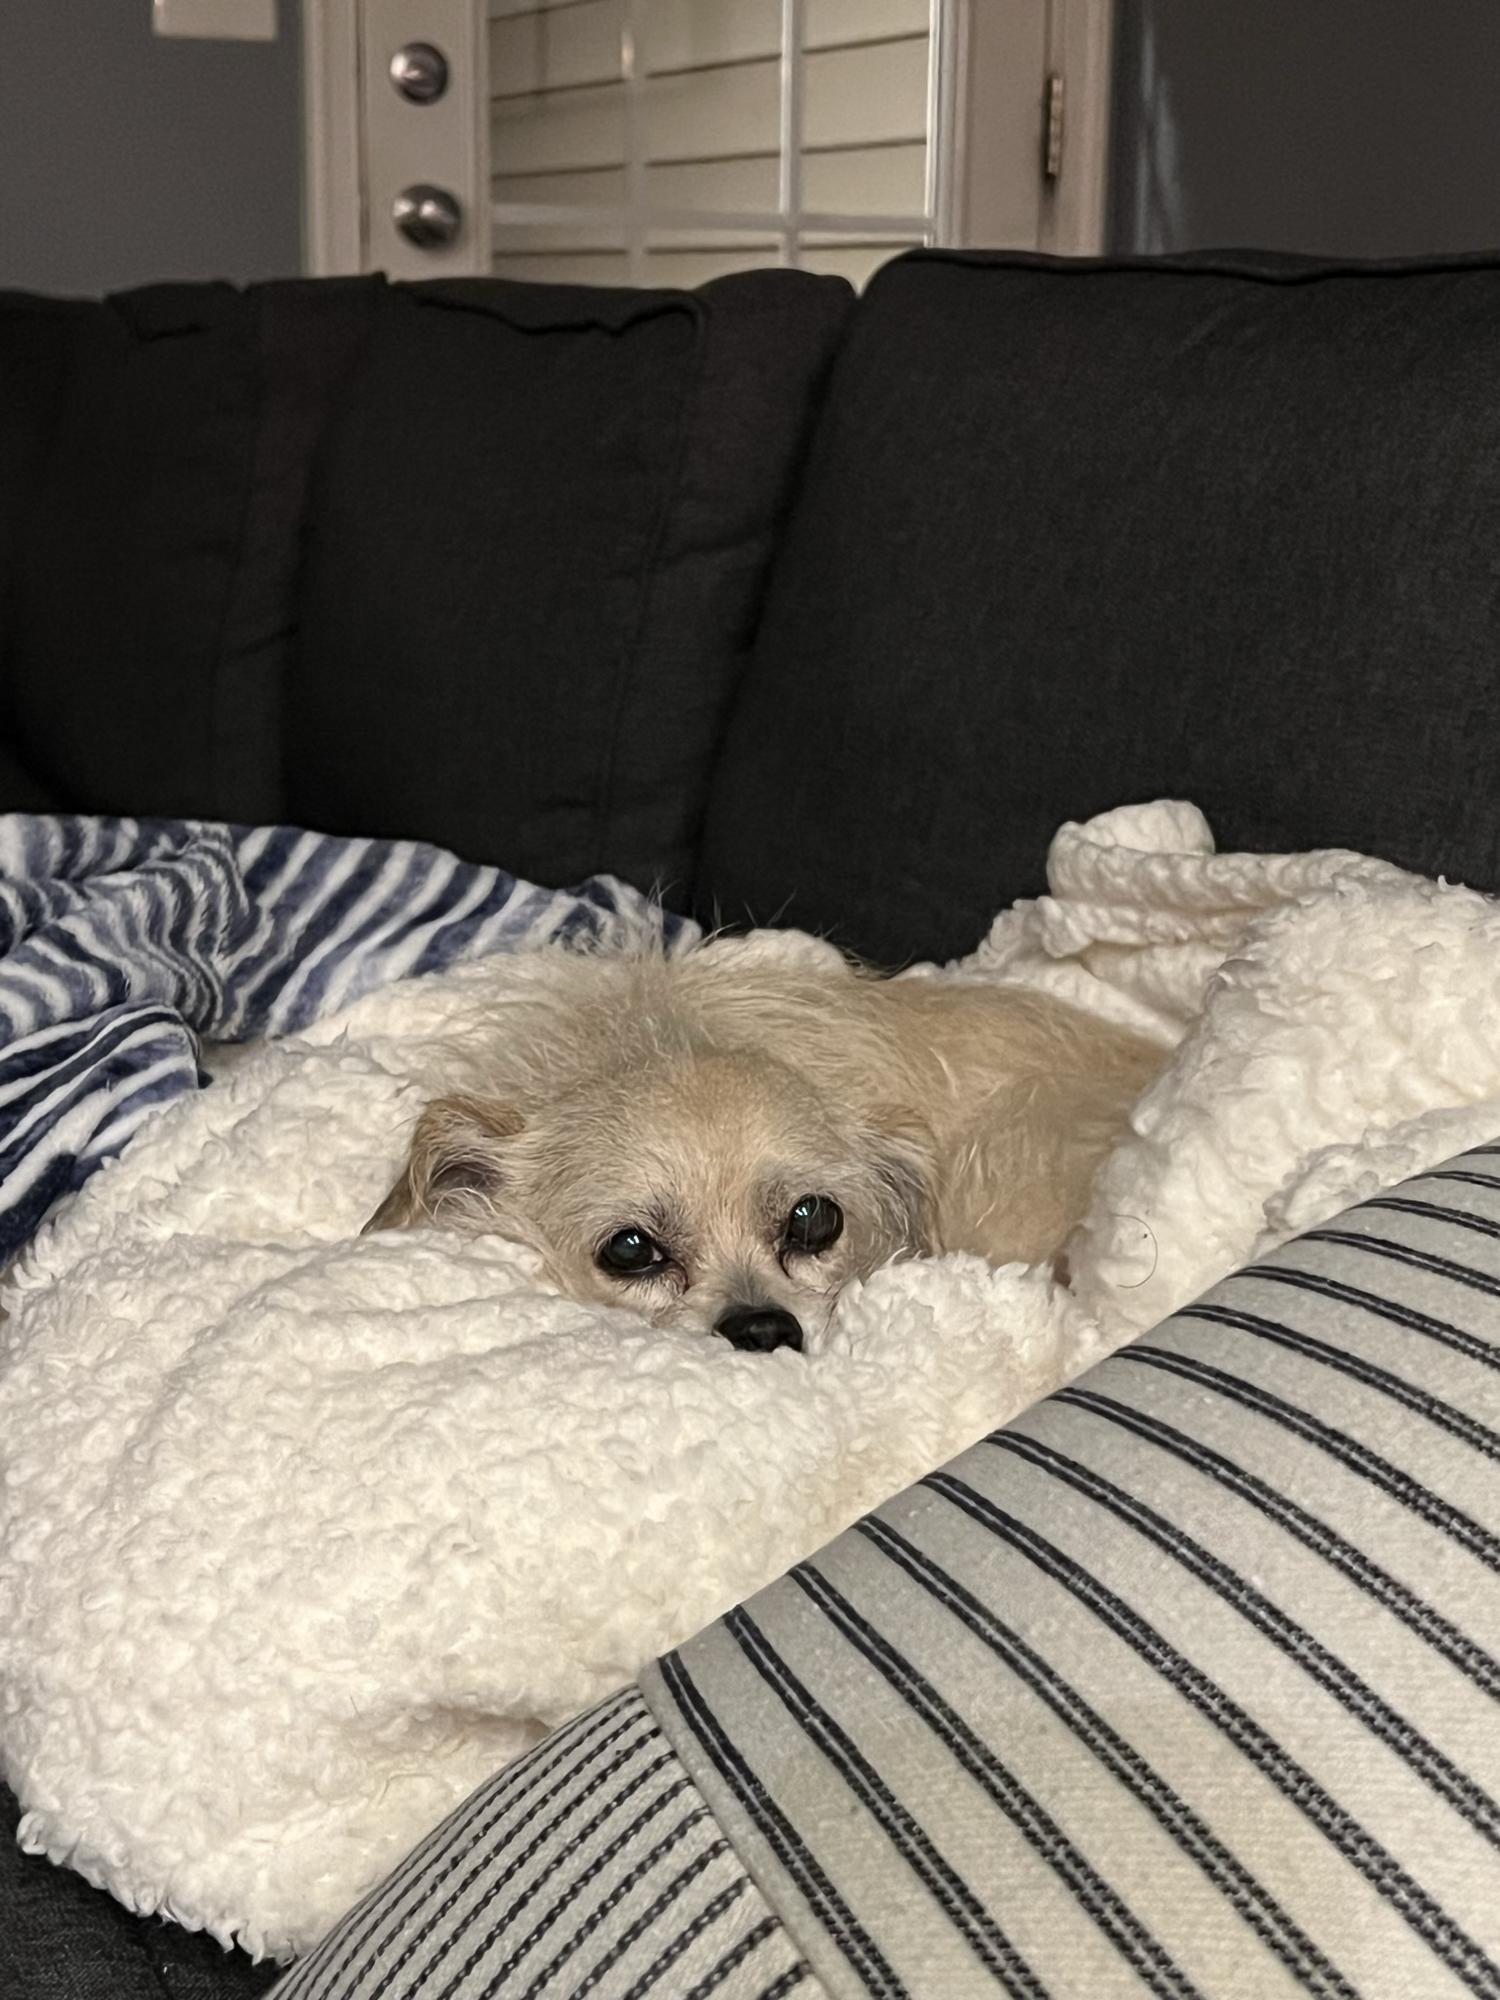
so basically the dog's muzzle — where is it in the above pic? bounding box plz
[715,1305,804,1354]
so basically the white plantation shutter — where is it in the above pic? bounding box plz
[488,0,953,287]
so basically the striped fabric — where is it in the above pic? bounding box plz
[276,1147,1500,1998]
[0,815,687,1263]
[644,1147,1500,1998]
[267,1686,818,2000]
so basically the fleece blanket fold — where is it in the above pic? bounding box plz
[6,800,1500,1961]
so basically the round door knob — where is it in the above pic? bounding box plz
[390,41,449,104]
[393,184,463,249]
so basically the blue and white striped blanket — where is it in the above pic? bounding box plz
[0,816,686,1265]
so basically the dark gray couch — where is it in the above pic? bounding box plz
[6,246,1500,1997]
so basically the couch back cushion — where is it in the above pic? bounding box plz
[696,249,1500,964]
[0,294,107,810]
[0,279,382,824]
[285,271,849,899]
[0,269,847,902]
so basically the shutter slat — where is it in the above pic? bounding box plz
[804,138,926,213]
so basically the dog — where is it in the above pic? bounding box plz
[364,940,1163,1353]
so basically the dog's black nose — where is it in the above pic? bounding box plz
[715,1306,804,1354]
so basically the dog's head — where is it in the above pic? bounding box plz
[365,1049,934,1351]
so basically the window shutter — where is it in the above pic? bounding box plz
[489,0,945,287]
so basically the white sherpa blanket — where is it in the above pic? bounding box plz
[6,799,1500,1962]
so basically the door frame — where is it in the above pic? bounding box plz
[1043,0,1116,255]
[303,0,364,274]
[304,0,489,278]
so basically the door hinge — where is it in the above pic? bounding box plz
[1042,70,1065,182]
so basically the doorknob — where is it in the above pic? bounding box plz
[393,184,463,249]
[389,41,449,104]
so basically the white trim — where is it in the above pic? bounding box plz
[926,0,963,244]
[620,0,647,284]
[1039,0,1115,255]
[777,0,804,267]
[469,0,491,268]
[947,0,1048,249]
[154,0,278,37]
[301,0,365,274]
[941,0,1113,255]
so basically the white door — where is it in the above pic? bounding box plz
[304,0,1114,285]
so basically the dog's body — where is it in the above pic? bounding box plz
[367,943,1163,1348]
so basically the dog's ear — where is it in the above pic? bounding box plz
[867,1104,939,1255]
[363,1095,525,1233]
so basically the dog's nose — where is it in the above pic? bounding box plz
[715,1305,804,1354]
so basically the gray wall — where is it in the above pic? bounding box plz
[1,2,303,296]
[1110,0,1500,258]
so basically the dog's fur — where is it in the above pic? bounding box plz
[365,943,1162,1342]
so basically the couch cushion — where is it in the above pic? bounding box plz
[0,279,382,824]
[0,293,111,813]
[696,248,1500,965]
[0,1781,278,2000]
[286,270,850,903]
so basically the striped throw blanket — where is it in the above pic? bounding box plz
[0,815,686,1264]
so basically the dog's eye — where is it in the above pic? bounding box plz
[597,1227,667,1277]
[784,1194,843,1255]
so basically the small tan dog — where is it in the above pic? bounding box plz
[365,942,1162,1353]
